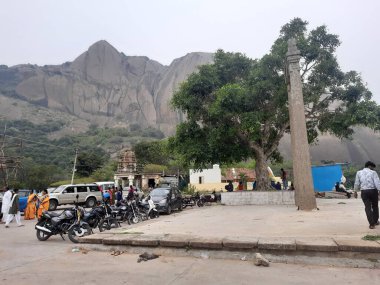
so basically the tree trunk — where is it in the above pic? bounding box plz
[254,150,271,191]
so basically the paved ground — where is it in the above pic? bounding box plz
[118,198,380,240]
[0,221,379,285]
[1,198,379,284]
[2,250,380,285]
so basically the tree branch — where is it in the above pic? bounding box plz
[301,61,317,79]
[264,122,290,157]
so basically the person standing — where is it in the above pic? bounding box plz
[224,181,233,192]
[5,189,23,227]
[111,185,116,205]
[1,187,12,224]
[37,190,50,219]
[24,191,38,220]
[280,168,288,190]
[354,161,380,229]
[106,187,113,204]
[115,188,122,205]
[127,185,135,201]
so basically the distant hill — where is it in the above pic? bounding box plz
[0,40,213,135]
[0,40,379,165]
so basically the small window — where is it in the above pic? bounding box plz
[199,177,204,184]
[65,187,75,194]
[76,186,87,193]
[89,186,99,192]
[19,191,29,197]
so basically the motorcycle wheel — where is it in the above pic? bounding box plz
[68,224,92,243]
[36,229,51,241]
[98,219,119,232]
[140,213,148,221]
[36,221,52,241]
[150,210,159,219]
[197,200,204,207]
[131,216,140,224]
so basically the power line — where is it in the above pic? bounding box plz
[1,134,73,150]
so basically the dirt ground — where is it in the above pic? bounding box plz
[1,199,379,285]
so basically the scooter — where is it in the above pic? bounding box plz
[141,195,159,219]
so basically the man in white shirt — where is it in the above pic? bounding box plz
[354,161,380,229]
[1,187,12,224]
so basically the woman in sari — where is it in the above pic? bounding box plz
[24,191,37,220]
[37,190,50,219]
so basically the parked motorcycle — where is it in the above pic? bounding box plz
[98,200,120,231]
[35,195,91,243]
[67,202,92,243]
[126,200,143,224]
[196,191,221,207]
[182,194,198,209]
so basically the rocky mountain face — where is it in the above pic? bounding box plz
[0,40,213,135]
[0,40,379,164]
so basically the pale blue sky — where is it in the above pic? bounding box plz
[1,0,379,102]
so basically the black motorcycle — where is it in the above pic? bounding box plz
[82,204,109,232]
[182,194,198,209]
[197,191,221,207]
[35,197,91,243]
[98,200,120,231]
[125,200,143,224]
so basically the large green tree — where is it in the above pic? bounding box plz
[170,18,379,191]
[76,148,108,177]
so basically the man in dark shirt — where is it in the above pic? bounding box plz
[281,168,288,190]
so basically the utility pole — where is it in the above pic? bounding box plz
[286,38,317,210]
[71,149,78,184]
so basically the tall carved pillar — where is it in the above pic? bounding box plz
[286,38,317,210]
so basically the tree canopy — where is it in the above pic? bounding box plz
[170,18,379,190]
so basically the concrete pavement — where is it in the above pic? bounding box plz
[2,250,380,285]
[1,198,379,284]
[79,198,380,268]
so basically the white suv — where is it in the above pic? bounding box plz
[48,184,102,210]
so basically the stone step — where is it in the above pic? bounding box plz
[79,233,380,254]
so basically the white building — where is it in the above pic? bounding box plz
[189,164,221,184]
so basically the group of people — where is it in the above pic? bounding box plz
[25,189,50,220]
[103,185,136,205]
[1,187,50,228]
[224,168,290,192]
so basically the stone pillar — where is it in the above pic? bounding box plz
[286,38,317,210]
[128,175,134,186]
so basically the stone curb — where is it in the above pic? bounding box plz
[80,233,380,254]
[258,238,296,251]
[160,234,191,248]
[189,237,224,249]
[296,238,338,252]
[222,237,258,249]
[334,239,380,253]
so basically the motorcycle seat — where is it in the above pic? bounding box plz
[44,211,62,218]
[83,212,92,219]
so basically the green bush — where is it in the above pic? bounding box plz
[50,177,95,187]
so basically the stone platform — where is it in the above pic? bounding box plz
[221,190,295,205]
[79,199,380,268]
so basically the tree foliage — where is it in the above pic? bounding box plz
[170,18,379,190]
[76,149,108,177]
[133,140,169,166]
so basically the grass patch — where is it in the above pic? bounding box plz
[362,235,380,241]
